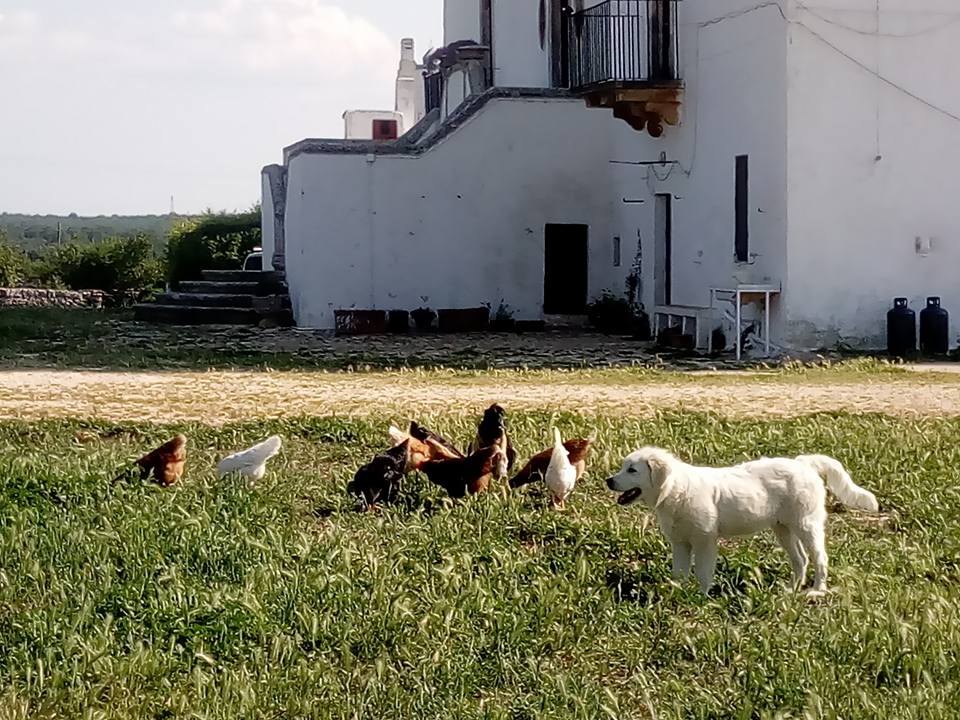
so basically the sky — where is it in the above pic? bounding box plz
[0,0,443,215]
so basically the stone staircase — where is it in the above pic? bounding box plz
[134,270,294,326]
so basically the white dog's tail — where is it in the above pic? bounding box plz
[796,454,879,512]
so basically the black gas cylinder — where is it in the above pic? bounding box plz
[886,298,916,357]
[919,296,949,355]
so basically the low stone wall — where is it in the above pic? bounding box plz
[0,288,106,309]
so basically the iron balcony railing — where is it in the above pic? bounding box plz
[568,0,681,90]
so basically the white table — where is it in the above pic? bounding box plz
[709,283,782,360]
[653,304,716,351]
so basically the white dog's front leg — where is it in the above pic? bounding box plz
[671,542,692,579]
[693,540,719,594]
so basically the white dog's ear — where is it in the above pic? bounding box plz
[648,455,673,508]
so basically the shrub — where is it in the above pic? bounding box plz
[586,292,634,334]
[166,211,261,286]
[487,300,515,331]
[40,235,163,305]
[0,233,25,287]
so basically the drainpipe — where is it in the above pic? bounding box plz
[365,153,376,309]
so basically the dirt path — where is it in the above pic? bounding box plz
[1,369,958,422]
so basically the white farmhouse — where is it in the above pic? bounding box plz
[262,0,960,350]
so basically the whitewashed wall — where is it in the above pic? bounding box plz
[492,0,551,88]
[283,97,637,329]
[444,0,481,43]
[605,0,960,349]
[784,0,960,347]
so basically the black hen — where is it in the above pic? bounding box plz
[347,440,408,508]
[468,403,516,471]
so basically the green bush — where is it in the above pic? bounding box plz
[586,292,635,334]
[166,211,261,286]
[0,233,26,287]
[40,235,163,305]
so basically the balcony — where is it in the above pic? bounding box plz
[568,0,682,136]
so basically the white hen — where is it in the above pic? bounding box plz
[544,427,577,509]
[217,435,282,482]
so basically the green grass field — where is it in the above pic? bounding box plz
[2,410,959,719]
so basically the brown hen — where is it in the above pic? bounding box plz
[135,434,187,487]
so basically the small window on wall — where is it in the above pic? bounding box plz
[735,154,749,262]
[613,236,622,267]
[372,119,398,140]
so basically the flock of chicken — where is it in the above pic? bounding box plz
[127,404,593,510]
[349,404,593,509]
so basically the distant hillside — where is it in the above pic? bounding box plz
[0,213,198,254]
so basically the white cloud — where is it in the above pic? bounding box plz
[0,9,41,48]
[171,0,396,80]
[1,1,396,86]
[7,9,39,30]
[0,9,94,60]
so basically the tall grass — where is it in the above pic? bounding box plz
[1,411,958,718]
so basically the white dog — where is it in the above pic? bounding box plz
[606,447,879,595]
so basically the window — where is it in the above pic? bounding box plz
[372,119,398,140]
[735,155,749,263]
[613,236,621,267]
[655,194,672,305]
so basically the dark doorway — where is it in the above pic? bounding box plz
[654,194,672,305]
[544,224,589,314]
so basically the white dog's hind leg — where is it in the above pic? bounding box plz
[693,540,719,594]
[796,522,829,594]
[671,542,692,580]
[773,524,809,591]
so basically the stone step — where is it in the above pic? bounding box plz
[152,293,292,310]
[201,269,285,283]
[157,292,256,308]
[136,267,293,327]
[133,304,294,326]
[178,280,264,295]
[134,304,259,325]
[178,280,289,296]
